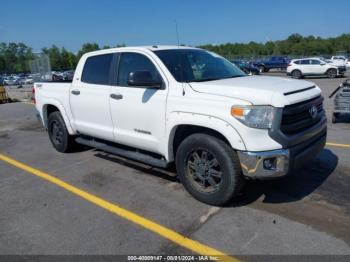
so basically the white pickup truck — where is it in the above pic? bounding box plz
[34,46,327,205]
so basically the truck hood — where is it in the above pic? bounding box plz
[188,76,320,107]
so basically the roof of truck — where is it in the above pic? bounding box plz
[81,45,201,58]
[94,45,197,53]
[114,45,199,51]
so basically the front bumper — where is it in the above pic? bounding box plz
[237,131,326,179]
[338,67,346,75]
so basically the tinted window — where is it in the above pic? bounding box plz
[81,54,113,85]
[154,49,245,82]
[294,60,301,64]
[311,59,321,65]
[117,53,161,86]
[300,60,310,65]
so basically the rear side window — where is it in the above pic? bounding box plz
[117,52,161,86]
[300,60,310,65]
[81,54,113,85]
[294,60,301,65]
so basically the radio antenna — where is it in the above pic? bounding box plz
[175,20,180,47]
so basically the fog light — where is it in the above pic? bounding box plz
[263,158,277,170]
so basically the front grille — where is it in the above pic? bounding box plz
[281,96,324,134]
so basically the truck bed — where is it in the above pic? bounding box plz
[34,81,72,127]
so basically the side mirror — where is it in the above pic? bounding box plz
[127,71,162,88]
[320,62,326,66]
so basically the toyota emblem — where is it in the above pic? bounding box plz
[309,105,318,119]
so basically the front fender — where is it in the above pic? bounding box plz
[165,111,246,161]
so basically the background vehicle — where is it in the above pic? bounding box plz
[253,56,289,73]
[34,46,326,206]
[3,76,20,85]
[287,58,345,79]
[18,76,34,85]
[331,55,350,68]
[329,79,350,123]
[231,60,260,75]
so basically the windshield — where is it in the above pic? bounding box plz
[154,49,246,82]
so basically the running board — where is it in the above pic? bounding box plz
[75,137,168,168]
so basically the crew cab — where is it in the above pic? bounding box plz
[253,56,290,73]
[34,46,327,205]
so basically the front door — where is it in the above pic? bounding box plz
[109,52,168,154]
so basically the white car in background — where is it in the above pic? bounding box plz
[287,58,345,79]
[331,56,350,68]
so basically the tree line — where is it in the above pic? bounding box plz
[1,33,350,74]
[199,33,350,59]
[0,43,125,73]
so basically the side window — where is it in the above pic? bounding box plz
[81,54,113,85]
[300,60,310,65]
[117,53,161,87]
[311,59,321,65]
[294,60,301,65]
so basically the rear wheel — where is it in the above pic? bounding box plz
[327,69,337,79]
[175,133,243,206]
[332,113,339,124]
[48,111,75,153]
[258,65,265,73]
[291,70,302,79]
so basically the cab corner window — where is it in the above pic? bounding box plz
[81,54,113,85]
[117,53,161,87]
[300,60,310,65]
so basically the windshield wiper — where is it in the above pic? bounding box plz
[191,75,246,82]
[191,77,222,82]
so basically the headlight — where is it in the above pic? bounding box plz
[231,105,275,129]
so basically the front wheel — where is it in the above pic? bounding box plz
[175,134,243,206]
[327,69,337,79]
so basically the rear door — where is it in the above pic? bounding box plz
[109,51,167,154]
[69,53,116,140]
[299,59,312,74]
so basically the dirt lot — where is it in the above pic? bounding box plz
[1,72,350,259]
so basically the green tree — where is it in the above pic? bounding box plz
[77,43,100,60]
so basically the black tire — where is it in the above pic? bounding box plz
[48,111,75,153]
[291,70,302,79]
[258,65,265,73]
[175,133,243,206]
[332,113,339,124]
[327,69,337,79]
[251,69,259,75]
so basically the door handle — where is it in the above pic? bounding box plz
[71,89,80,95]
[110,93,123,100]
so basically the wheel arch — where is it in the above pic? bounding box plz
[166,113,246,162]
[291,69,302,75]
[42,102,75,135]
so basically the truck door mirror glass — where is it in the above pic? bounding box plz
[127,71,162,88]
